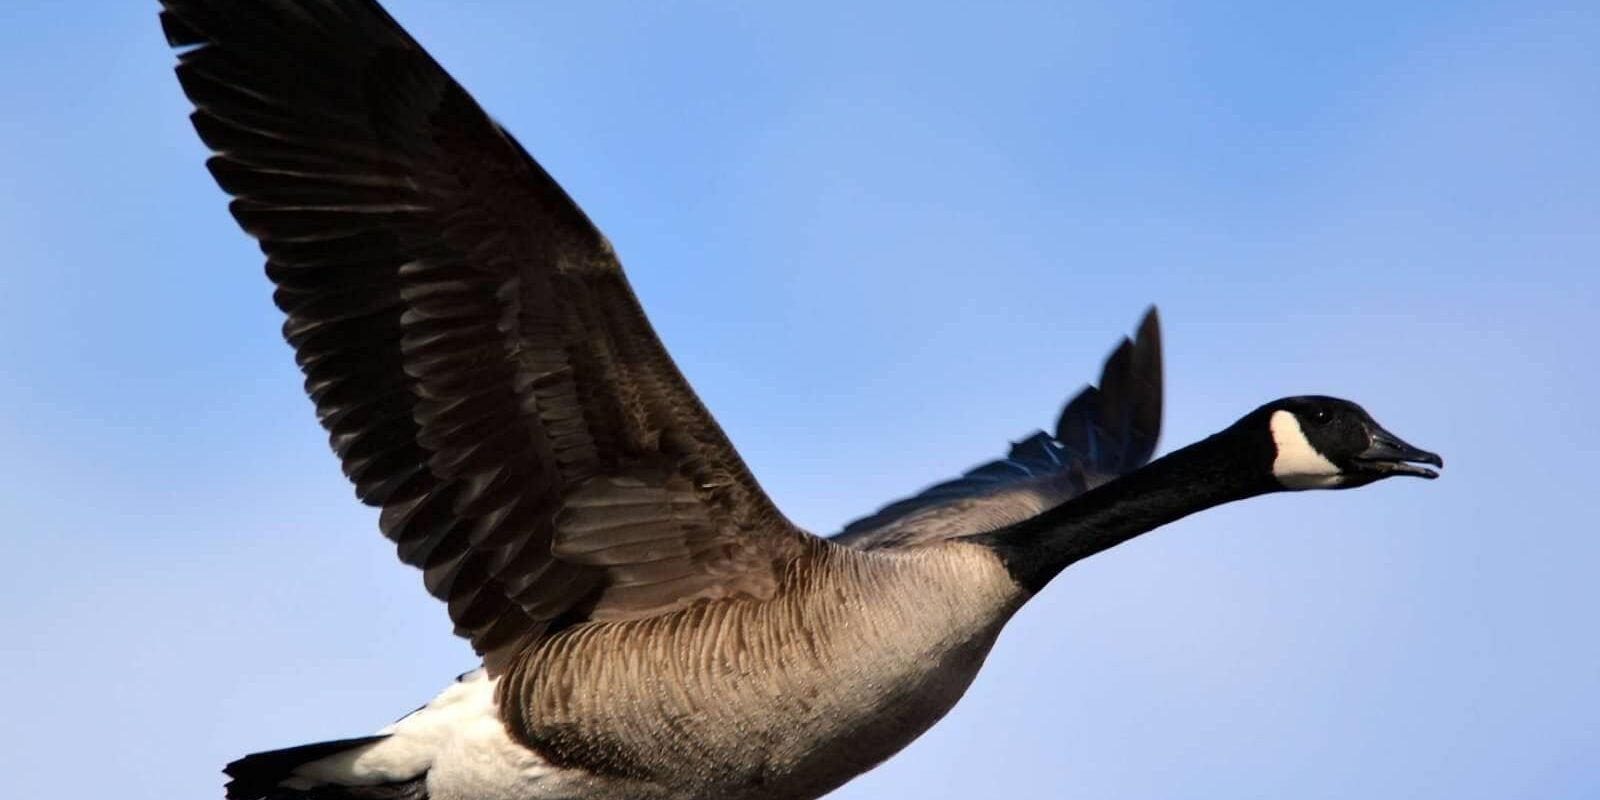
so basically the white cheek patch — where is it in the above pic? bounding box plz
[1269,410,1344,489]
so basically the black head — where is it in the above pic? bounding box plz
[1246,395,1443,490]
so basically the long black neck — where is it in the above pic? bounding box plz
[984,427,1276,594]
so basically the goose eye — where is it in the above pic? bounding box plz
[1309,409,1333,426]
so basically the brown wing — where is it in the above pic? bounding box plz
[160,0,810,666]
[835,309,1162,549]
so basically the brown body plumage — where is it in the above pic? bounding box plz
[502,540,1021,799]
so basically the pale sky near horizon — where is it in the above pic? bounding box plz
[1,1,1597,798]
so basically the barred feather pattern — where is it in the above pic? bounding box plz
[498,540,1025,800]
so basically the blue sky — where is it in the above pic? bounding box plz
[1,1,1596,797]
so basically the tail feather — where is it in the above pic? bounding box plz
[224,736,426,800]
[223,668,494,799]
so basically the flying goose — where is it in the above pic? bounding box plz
[160,1,1443,798]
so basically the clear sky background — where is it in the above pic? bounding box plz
[1,1,1596,798]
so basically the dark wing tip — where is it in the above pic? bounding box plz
[158,6,205,49]
[1134,305,1162,388]
[1138,304,1160,337]
[1054,307,1165,473]
[836,309,1166,546]
[1130,304,1163,457]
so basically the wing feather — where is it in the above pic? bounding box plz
[162,0,809,665]
[836,309,1162,549]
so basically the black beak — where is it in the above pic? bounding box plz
[1355,424,1444,479]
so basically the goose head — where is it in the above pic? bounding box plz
[1253,396,1442,490]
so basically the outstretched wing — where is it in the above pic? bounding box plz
[161,0,810,667]
[835,309,1162,549]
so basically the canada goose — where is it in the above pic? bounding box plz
[160,1,1444,798]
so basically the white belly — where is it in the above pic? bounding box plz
[291,670,655,799]
[421,673,571,800]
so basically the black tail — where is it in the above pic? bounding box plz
[224,736,426,800]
